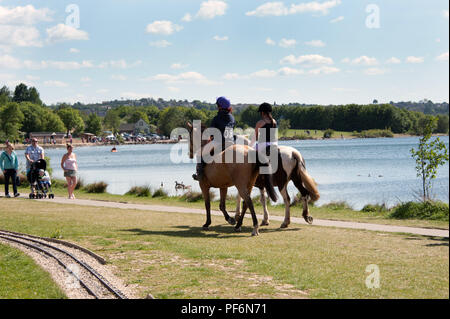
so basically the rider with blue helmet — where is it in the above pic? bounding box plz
[192,96,236,181]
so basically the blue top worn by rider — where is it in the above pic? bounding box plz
[192,96,235,181]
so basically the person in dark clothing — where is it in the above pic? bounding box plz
[192,96,236,181]
[252,103,278,156]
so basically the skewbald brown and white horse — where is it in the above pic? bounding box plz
[187,122,278,236]
[234,138,320,228]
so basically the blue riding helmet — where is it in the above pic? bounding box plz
[216,96,231,110]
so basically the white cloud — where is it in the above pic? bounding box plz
[280,54,333,66]
[305,39,326,47]
[148,71,220,86]
[0,4,52,25]
[332,87,357,93]
[181,13,192,22]
[196,0,228,19]
[69,48,80,53]
[0,25,43,47]
[111,75,127,81]
[344,56,378,66]
[0,55,98,70]
[250,69,278,78]
[46,24,89,42]
[213,35,229,41]
[330,16,344,23]
[278,67,304,76]
[99,59,142,69]
[171,63,189,69]
[279,38,296,48]
[406,56,424,64]
[308,66,340,75]
[121,92,158,100]
[167,86,180,93]
[222,65,339,79]
[146,21,183,35]
[34,60,95,70]
[44,80,68,87]
[26,75,40,81]
[436,51,449,61]
[223,73,242,80]
[364,68,388,75]
[386,57,401,64]
[265,37,276,46]
[149,40,172,48]
[81,77,91,82]
[246,0,341,17]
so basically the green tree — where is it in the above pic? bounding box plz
[0,102,24,141]
[104,110,121,134]
[0,86,11,105]
[278,119,291,137]
[436,115,449,134]
[57,107,85,135]
[85,113,103,136]
[410,117,449,201]
[11,83,42,104]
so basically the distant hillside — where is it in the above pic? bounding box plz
[390,100,449,115]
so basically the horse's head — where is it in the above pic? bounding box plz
[186,121,207,159]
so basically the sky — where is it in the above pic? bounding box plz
[0,0,448,105]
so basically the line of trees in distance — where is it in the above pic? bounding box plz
[0,83,448,143]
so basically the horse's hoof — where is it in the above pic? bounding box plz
[304,216,314,224]
[260,220,269,227]
[202,226,210,231]
[235,227,242,233]
[280,223,289,229]
[251,229,259,236]
[228,218,236,226]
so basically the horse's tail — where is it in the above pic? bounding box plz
[256,153,278,202]
[292,150,320,202]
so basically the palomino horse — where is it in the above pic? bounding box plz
[187,122,278,236]
[234,138,320,228]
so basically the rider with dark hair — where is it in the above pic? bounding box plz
[192,96,236,181]
[252,103,278,156]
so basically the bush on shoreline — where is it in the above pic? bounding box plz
[126,185,152,197]
[361,204,389,214]
[352,129,394,138]
[389,201,449,221]
[84,182,108,194]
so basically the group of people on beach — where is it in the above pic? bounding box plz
[0,138,79,199]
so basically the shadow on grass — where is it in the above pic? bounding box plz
[404,235,449,247]
[121,225,301,239]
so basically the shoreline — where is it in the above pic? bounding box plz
[1,133,447,150]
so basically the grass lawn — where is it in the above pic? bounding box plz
[16,185,448,230]
[0,243,66,299]
[0,199,448,299]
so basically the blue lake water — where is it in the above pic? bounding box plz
[15,136,449,210]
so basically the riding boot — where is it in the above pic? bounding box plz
[192,161,206,181]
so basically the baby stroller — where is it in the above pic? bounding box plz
[28,159,54,199]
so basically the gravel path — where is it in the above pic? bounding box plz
[2,193,445,238]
